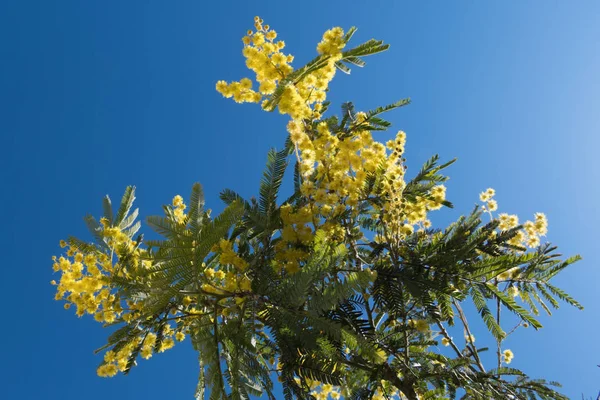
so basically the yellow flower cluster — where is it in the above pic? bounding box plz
[201,268,252,295]
[502,348,514,364]
[172,195,187,224]
[316,27,345,56]
[97,324,184,377]
[497,266,520,281]
[306,379,409,400]
[306,382,342,400]
[408,318,430,333]
[380,131,446,240]
[216,17,344,121]
[215,238,248,271]
[291,122,445,248]
[274,26,344,119]
[203,239,253,302]
[479,189,549,249]
[480,188,497,212]
[275,203,316,274]
[497,213,519,230]
[53,206,197,378]
[278,118,407,273]
[522,212,548,247]
[507,285,520,298]
[291,122,381,228]
[53,236,125,321]
[371,388,408,400]
[215,17,292,106]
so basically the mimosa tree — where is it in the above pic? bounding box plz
[51,17,582,400]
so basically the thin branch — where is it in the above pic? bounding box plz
[435,320,465,361]
[453,299,486,373]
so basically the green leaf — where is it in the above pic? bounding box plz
[342,38,390,58]
[343,56,366,67]
[102,195,113,225]
[258,148,289,224]
[545,283,584,310]
[83,215,105,245]
[146,215,181,239]
[339,102,356,129]
[189,183,205,233]
[365,98,411,120]
[114,186,136,227]
[471,285,505,341]
[334,61,351,74]
[342,26,357,44]
[486,283,542,329]
[119,208,139,230]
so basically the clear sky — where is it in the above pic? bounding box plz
[2,1,599,398]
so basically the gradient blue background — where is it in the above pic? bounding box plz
[2,1,598,398]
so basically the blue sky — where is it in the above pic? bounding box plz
[2,1,599,398]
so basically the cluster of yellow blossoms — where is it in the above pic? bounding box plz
[52,230,128,322]
[279,120,446,274]
[381,130,445,239]
[480,188,548,249]
[216,18,449,276]
[54,192,257,378]
[303,379,409,400]
[215,238,248,271]
[275,203,316,273]
[502,349,514,364]
[407,318,430,333]
[172,194,187,224]
[53,195,201,378]
[301,381,342,400]
[97,325,185,377]
[290,118,446,247]
[216,17,343,123]
[479,187,498,212]
[201,236,252,308]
